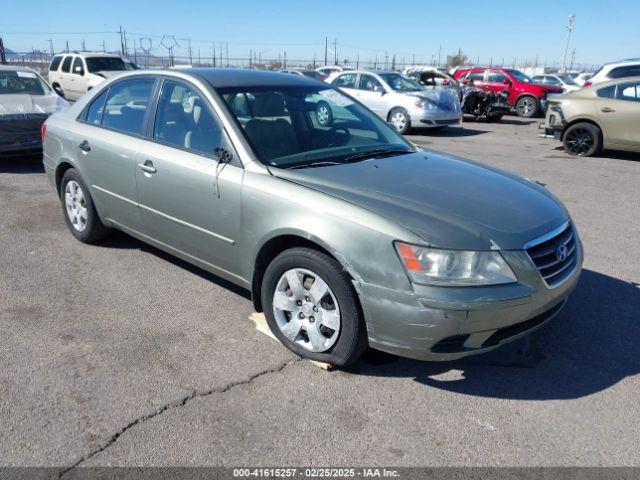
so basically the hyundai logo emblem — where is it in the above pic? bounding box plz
[555,244,568,262]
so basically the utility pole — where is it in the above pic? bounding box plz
[356,53,359,70]
[81,39,86,51]
[437,45,441,67]
[226,42,229,67]
[119,26,125,56]
[212,43,216,67]
[324,37,328,66]
[48,39,54,55]
[569,48,576,71]
[188,37,193,65]
[65,40,69,53]
[283,51,287,69]
[562,13,576,72]
[0,38,6,64]
[334,38,337,64]
[102,40,106,52]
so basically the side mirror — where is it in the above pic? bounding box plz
[215,147,233,164]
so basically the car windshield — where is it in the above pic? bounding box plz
[558,75,578,85]
[85,57,126,72]
[506,69,532,83]
[219,85,413,169]
[0,70,50,96]
[378,73,423,92]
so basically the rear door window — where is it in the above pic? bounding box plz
[61,56,72,73]
[357,74,382,91]
[72,57,85,76]
[333,73,357,89]
[101,78,155,135]
[466,70,485,82]
[615,82,640,102]
[487,71,507,83]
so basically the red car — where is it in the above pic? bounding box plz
[453,67,562,118]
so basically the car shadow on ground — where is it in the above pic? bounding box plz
[98,230,252,300]
[348,269,640,400]
[546,146,640,162]
[411,126,487,137]
[0,154,44,173]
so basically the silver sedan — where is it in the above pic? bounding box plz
[42,69,582,366]
[329,70,462,133]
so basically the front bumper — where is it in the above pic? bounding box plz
[408,107,462,128]
[359,235,583,361]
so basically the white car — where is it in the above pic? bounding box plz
[329,70,461,134]
[531,74,581,93]
[572,72,593,87]
[48,52,129,100]
[316,66,354,83]
[583,59,640,87]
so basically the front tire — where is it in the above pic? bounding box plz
[562,122,601,157]
[261,247,367,367]
[388,107,411,134]
[316,101,333,126]
[515,96,539,118]
[60,169,110,243]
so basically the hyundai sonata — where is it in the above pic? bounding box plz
[42,69,582,366]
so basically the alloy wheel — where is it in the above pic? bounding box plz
[64,180,88,232]
[565,128,594,156]
[390,111,407,132]
[517,97,536,117]
[272,268,341,352]
[316,105,330,125]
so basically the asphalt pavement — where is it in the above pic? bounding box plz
[1,118,638,471]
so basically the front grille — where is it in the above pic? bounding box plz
[435,119,460,125]
[525,222,578,288]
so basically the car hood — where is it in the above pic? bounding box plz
[93,70,126,79]
[404,89,460,111]
[0,93,69,116]
[272,151,568,250]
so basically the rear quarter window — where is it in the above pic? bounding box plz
[49,56,63,71]
[596,85,616,99]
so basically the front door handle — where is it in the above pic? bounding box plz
[600,107,616,113]
[78,140,91,152]
[138,160,157,174]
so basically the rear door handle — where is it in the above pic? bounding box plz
[78,140,91,152]
[138,160,157,174]
[600,107,615,113]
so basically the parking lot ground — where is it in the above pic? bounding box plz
[1,119,639,470]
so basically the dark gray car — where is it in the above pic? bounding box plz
[42,69,583,366]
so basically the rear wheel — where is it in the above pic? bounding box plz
[52,83,65,98]
[516,96,539,118]
[562,122,601,157]
[261,247,367,367]
[60,169,110,243]
[388,107,411,134]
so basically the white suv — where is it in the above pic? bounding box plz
[48,52,129,101]
[584,59,640,87]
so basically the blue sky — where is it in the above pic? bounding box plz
[2,0,638,68]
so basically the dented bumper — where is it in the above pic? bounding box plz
[359,245,583,361]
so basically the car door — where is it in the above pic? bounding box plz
[485,70,510,95]
[354,73,387,118]
[69,56,86,99]
[74,76,157,230]
[596,80,640,149]
[134,77,244,277]
[58,55,74,98]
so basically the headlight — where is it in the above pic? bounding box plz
[395,242,517,286]
[415,99,436,110]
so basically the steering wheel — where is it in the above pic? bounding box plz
[326,126,351,147]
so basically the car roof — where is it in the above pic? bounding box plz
[0,64,37,73]
[55,52,122,58]
[179,68,321,87]
[590,75,640,87]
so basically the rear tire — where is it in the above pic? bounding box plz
[52,83,65,99]
[60,168,110,243]
[562,122,601,157]
[261,247,367,367]
[516,96,539,118]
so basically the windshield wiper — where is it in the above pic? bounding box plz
[287,161,345,169]
[340,148,412,163]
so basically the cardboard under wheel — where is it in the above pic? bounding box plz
[249,312,334,370]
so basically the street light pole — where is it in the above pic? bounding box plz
[562,13,576,73]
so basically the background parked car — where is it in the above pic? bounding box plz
[571,72,594,87]
[403,66,461,96]
[584,59,640,87]
[279,69,327,81]
[454,67,563,117]
[541,76,640,156]
[48,52,130,100]
[0,65,69,157]
[330,70,461,134]
[531,74,581,93]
